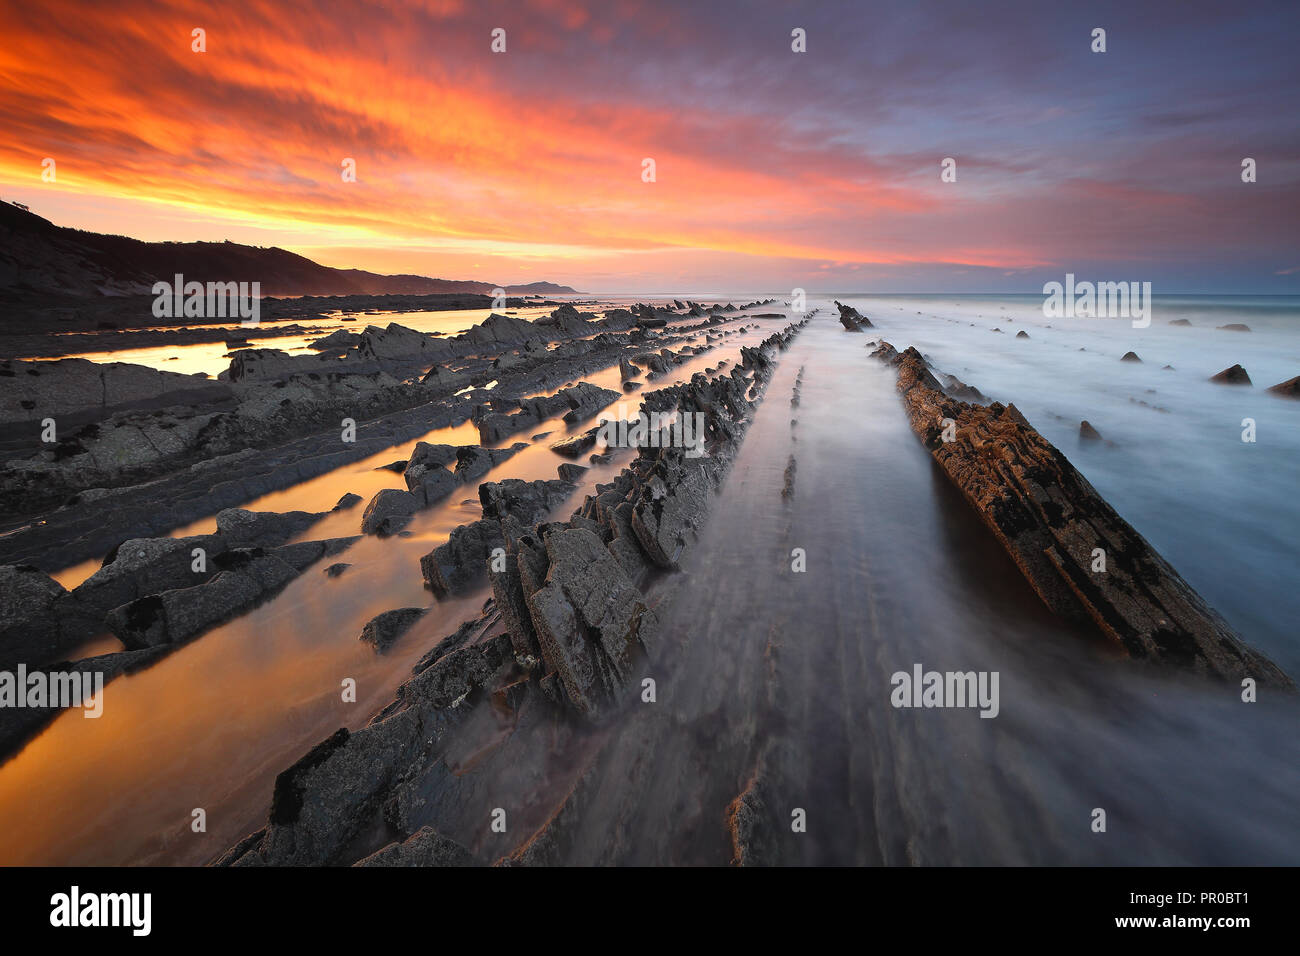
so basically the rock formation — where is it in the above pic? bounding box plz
[875,342,1293,689]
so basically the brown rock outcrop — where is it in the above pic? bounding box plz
[1210,364,1252,385]
[881,343,1292,688]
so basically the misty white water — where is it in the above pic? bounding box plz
[838,293,1300,677]
[569,304,1300,865]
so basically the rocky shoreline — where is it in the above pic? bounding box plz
[1,297,1290,863]
[0,301,769,552]
[211,307,1294,867]
[215,318,808,865]
[0,296,779,760]
[0,503,359,757]
[869,339,1294,689]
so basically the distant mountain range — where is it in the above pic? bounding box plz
[0,200,579,298]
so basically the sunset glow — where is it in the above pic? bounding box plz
[2,0,1298,290]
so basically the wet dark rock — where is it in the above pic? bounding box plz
[536,303,597,336]
[557,463,588,483]
[359,607,427,653]
[454,442,527,482]
[1079,420,1102,440]
[1266,375,1300,399]
[418,364,468,389]
[355,827,475,866]
[402,442,459,488]
[1,333,525,526]
[104,539,353,654]
[559,383,621,425]
[309,329,360,350]
[1210,364,1252,385]
[619,357,639,381]
[1016,330,1030,339]
[882,342,1293,689]
[1169,318,1192,327]
[869,341,900,364]
[476,383,619,444]
[0,564,101,668]
[107,550,294,649]
[454,313,546,348]
[216,507,330,549]
[726,765,779,867]
[215,319,812,866]
[551,428,599,458]
[358,321,455,362]
[403,623,511,710]
[274,537,358,572]
[781,456,797,500]
[638,352,668,375]
[491,675,531,716]
[75,533,226,615]
[221,711,427,865]
[421,520,503,597]
[224,347,339,383]
[480,478,576,525]
[410,464,459,507]
[422,479,577,597]
[1120,351,1142,363]
[525,528,660,716]
[334,492,363,510]
[633,304,668,329]
[408,643,504,712]
[374,459,406,473]
[488,520,546,662]
[360,488,420,535]
[323,562,351,578]
[1217,323,1251,332]
[603,308,637,330]
[0,357,233,426]
[942,374,985,402]
[630,455,713,570]
[834,301,872,331]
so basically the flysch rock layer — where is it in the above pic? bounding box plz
[0,304,755,572]
[216,317,808,867]
[0,506,359,760]
[873,341,1292,689]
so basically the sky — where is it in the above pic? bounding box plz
[1,0,1298,294]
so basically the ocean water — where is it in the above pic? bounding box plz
[556,301,1300,865]
[2,294,1296,865]
[833,293,1300,676]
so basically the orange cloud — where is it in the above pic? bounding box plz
[2,0,1260,290]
